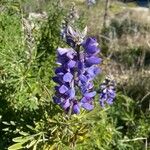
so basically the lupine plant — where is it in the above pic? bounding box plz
[7,24,116,150]
[2,1,150,150]
[53,25,116,114]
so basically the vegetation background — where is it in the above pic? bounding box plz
[0,0,150,149]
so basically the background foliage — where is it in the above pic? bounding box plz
[0,0,150,149]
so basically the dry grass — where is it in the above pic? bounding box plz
[97,1,150,102]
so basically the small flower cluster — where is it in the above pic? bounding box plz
[78,37,101,111]
[99,77,116,107]
[53,26,115,114]
[53,47,79,113]
[86,0,96,7]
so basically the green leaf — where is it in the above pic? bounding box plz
[33,143,37,150]
[26,140,37,148]
[8,143,24,150]
[10,121,16,126]
[19,131,29,136]
[12,136,33,143]
[49,143,57,150]
[2,121,10,125]
[26,125,36,131]
[2,128,9,131]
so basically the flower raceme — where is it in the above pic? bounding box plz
[53,26,115,114]
[99,77,116,107]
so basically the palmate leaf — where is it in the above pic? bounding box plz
[9,135,39,150]
[26,125,37,131]
[8,133,35,149]
[8,131,44,150]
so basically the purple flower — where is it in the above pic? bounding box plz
[53,28,102,114]
[59,85,69,94]
[86,66,101,79]
[72,102,80,114]
[67,60,76,68]
[62,99,70,110]
[60,26,84,48]
[84,91,96,98]
[63,72,73,83]
[86,56,101,66]
[81,101,94,111]
[66,88,75,98]
[99,77,116,107]
[82,37,100,54]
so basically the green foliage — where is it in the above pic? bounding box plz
[0,0,64,149]
[73,11,87,31]
[0,1,150,150]
[7,94,150,150]
[109,93,150,150]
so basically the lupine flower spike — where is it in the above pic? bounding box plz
[99,76,116,107]
[53,24,115,114]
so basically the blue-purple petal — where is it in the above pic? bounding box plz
[59,85,68,94]
[72,104,80,114]
[86,56,101,66]
[84,91,96,98]
[66,50,76,59]
[81,103,94,110]
[63,72,73,83]
[66,88,75,98]
[81,97,88,103]
[62,99,70,110]
[82,37,100,54]
[79,74,88,84]
[57,47,71,55]
[67,60,76,68]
